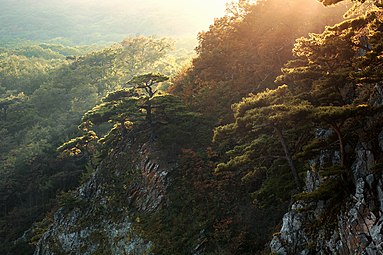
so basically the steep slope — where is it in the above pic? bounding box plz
[209,4,383,254]
[271,127,383,254]
[269,7,383,253]
[35,140,171,254]
[170,0,347,123]
[32,85,214,254]
[14,1,383,254]
[0,37,189,254]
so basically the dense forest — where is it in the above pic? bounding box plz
[0,36,192,253]
[1,0,383,254]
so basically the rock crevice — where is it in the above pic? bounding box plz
[271,130,383,255]
[35,141,174,255]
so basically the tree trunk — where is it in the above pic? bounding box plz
[274,126,301,191]
[144,102,157,141]
[330,123,354,185]
[120,119,128,137]
[146,105,152,124]
[330,123,345,168]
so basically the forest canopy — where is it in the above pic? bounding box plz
[1,0,383,254]
[0,35,192,253]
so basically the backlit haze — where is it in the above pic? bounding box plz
[0,0,228,44]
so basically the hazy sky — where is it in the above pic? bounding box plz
[0,0,230,43]
[65,0,230,34]
[122,0,228,33]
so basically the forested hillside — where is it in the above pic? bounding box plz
[171,0,348,122]
[0,37,192,253]
[2,0,383,254]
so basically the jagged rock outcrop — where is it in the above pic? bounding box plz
[34,140,175,255]
[271,130,383,255]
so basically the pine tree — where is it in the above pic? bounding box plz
[214,85,313,191]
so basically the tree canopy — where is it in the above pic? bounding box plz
[0,37,191,253]
[170,0,346,123]
[2,1,383,254]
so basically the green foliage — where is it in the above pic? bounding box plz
[57,191,87,210]
[0,43,91,60]
[0,37,191,253]
[152,95,213,153]
[313,104,368,120]
[251,160,296,208]
[82,90,142,127]
[127,73,169,97]
[214,85,313,190]
[278,10,383,106]
[0,92,26,120]
[116,37,177,81]
[70,71,214,160]
[351,11,383,83]
[203,6,383,252]
[1,1,383,254]
[77,73,172,145]
[295,137,333,160]
[134,150,213,254]
[170,0,346,123]
[294,176,344,201]
[57,131,98,157]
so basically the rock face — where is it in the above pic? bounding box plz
[271,130,383,255]
[34,140,175,255]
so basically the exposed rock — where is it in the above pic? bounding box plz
[34,141,175,255]
[379,129,383,152]
[315,128,334,139]
[310,128,341,170]
[305,170,320,193]
[35,210,151,255]
[351,142,375,181]
[373,83,383,106]
[270,236,288,255]
[325,176,383,255]
[271,133,383,255]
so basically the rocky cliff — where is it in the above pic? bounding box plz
[271,129,383,255]
[34,139,175,255]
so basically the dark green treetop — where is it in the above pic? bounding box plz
[214,85,313,191]
[57,130,98,158]
[0,92,26,121]
[81,88,142,129]
[59,73,172,156]
[277,10,383,106]
[126,73,169,97]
